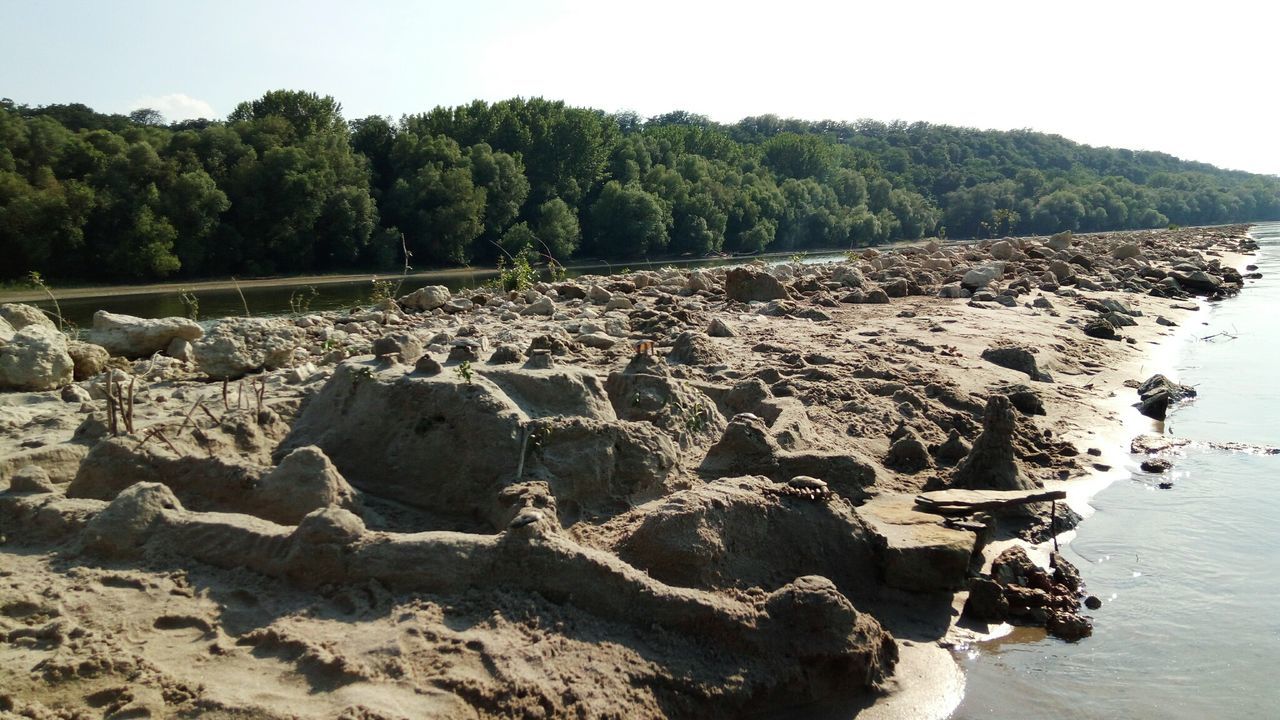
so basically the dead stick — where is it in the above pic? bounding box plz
[222,379,229,411]
[1051,499,1060,553]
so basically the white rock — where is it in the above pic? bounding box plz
[398,285,451,311]
[521,296,556,316]
[605,296,634,311]
[192,317,304,379]
[0,303,56,332]
[86,310,203,358]
[0,324,74,391]
[166,337,195,363]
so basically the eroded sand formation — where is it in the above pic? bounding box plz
[0,225,1257,718]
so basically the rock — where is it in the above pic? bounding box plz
[86,310,203,358]
[488,344,525,364]
[254,446,361,524]
[0,316,13,343]
[707,318,737,337]
[371,332,424,363]
[61,383,92,403]
[606,355,726,446]
[9,465,57,493]
[863,288,890,304]
[586,285,612,304]
[442,298,474,314]
[840,289,866,304]
[1140,457,1172,473]
[881,278,909,298]
[961,262,1005,291]
[1167,270,1223,296]
[666,331,723,366]
[66,341,109,380]
[1156,315,1177,327]
[1046,609,1092,641]
[724,267,789,302]
[521,296,557,316]
[991,546,1051,590]
[1083,316,1119,339]
[952,395,1038,491]
[577,333,617,350]
[165,337,195,363]
[0,324,74,391]
[1084,595,1102,610]
[0,303,55,331]
[884,432,932,473]
[1050,552,1083,594]
[1046,231,1072,251]
[398,285,451,311]
[1111,242,1142,260]
[833,265,865,288]
[554,283,587,300]
[964,577,1009,622]
[857,495,978,592]
[989,240,1014,260]
[192,317,305,380]
[605,296,634,311]
[938,283,970,299]
[1135,373,1196,421]
[981,345,1053,383]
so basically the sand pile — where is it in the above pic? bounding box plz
[0,225,1257,718]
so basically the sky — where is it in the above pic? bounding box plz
[3,0,1277,175]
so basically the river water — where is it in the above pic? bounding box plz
[29,252,850,329]
[951,222,1280,718]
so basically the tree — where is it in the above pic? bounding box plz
[129,108,164,126]
[588,181,670,256]
[535,198,580,259]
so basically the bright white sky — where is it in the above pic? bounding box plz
[4,0,1277,175]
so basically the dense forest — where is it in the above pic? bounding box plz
[2,91,1278,283]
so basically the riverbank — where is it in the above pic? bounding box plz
[950,225,1275,719]
[0,225,1255,718]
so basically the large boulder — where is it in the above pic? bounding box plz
[398,285,451,311]
[0,324,74,391]
[0,316,15,343]
[725,267,789,302]
[86,310,203,358]
[0,303,55,332]
[192,317,304,379]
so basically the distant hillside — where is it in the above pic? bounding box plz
[2,93,1276,282]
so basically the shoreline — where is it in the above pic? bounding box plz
[0,225,1257,719]
[933,243,1259,719]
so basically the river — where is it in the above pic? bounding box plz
[951,222,1280,718]
[23,251,850,329]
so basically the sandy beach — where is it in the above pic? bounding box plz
[0,225,1256,719]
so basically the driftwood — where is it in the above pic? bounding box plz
[915,488,1067,516]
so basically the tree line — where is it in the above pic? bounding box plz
[2,91,1277,282]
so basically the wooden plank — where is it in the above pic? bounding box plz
[914,488,1067,515]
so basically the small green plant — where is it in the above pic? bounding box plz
[455,359,474,385]
[546,257,568,283]
[178,289,200,321]
[350,366,374,385]
[618,267,632,275]
[288,285,318,314]
[368,278,396,305]
[680,401,710,435]
[843,250,861,263]
[497,253,538,292]
[789,251,809,264]
[24,271,65,332]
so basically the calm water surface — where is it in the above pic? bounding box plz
[952,222,1280,718]
[33,251,851,328]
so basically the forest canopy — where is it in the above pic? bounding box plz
[2,91,1277,282]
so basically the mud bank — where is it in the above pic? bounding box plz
[0,225,1255,718]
